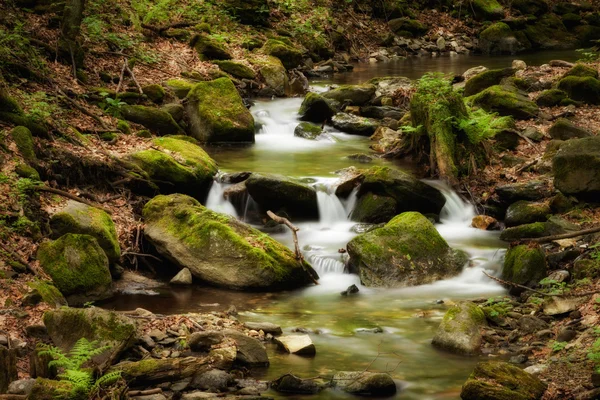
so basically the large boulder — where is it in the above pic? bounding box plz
[535,89,568,107]
[432,301,487,355]
[331,371,396,396]
[214,60,256,80]
[471,0,504,20]
[191,34,232,61]
[347,212,468,287]
[223,330,269,366]
[350,192,397,223]
[245,173,318,219]
[120,105,184,136]
[504,200,551,227]
[495,180,552,203]
[523,14,578,50]
[185,77,255,143]
[499,218,577,241]
[298,92,336,122]
[262,39,303,70]
[563,64,599,79]
[502,244,547,292]
[331,113,378,136]
[322,84,376,106]
[37,234,112,305]
[556,76,600,104]
[388,18,428,37]
[143,194,318,290]
[461,361,546,400]
[469,84,538,119]
[478,22,529,54]
[553,136,600,197]
[255,56,289,97]
[43,307,137,368]
[464,68,515,97]
[548,118,593,140]
[50,201,120,262]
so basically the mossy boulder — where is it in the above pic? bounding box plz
[29,379,73,400]
[245,173,318,219]
[43,307,137,368]
[358,166,446,217]
[143,194,318,290]
[499,222,547,241]
[471,0,504,21]
[351,192,398,224]
[322,84,376,106]
[161,103,184,122]
[121,105,184,136]
[214,60,256,80]
[255,56,289,97]
[153,136,218,181]
[505,200,551,227]
[15,163,40,180]
[461,361,546,400]
[512,0,548,15]
[331,113,378,136]
[298,92,336,122]
[469,84,538,119]
[548,118,593,140]
[11,126,36,162]
[388,18,428,37]
[165,79,196,99]
[294,122,323,139]
[478,22,528,54]
[553,136,600,197]
[50,201,121,262]
[432,301,487,355]
[185,77,255,143]
[563,64,599,79]
[25,280,67,308]
[347,212,469,288]
[535,89,568,107]
[262,39,303,70]
[502,244,547,291]
[37,234,112,304]
[523,13,578,50]
[556,76,600,104]
[191,34,232,61]
[117,120,131,134]
[331,371,396,396]
[495,180,552,203]
[464,68,515,97]
[142,84,166,103]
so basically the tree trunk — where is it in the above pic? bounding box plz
[60,0,86,69]
[0,347,18,394]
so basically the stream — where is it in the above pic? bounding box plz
[103,51,580,399]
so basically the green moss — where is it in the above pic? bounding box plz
[136,129,152,138]
[242,37,265,50]
[15,163,40,180]
[298,92,335,122]
[557,76,600,104]
[29,378,73,400]
[0,111,48,137]
[480,22,511,41]
[502,244,547,286]
[37,234,111,297]
[442,302,486,335]
[523,13,577,49]
[261,39,303,70]
[117,120,131,134]
[185,77,254,143]
[504,200,551,227]
[27,280,67,308]
[214,60,256,79]
[536,89,568,107]
[165,79,196,99]
[499,222,548,241]
[293,121,323,139]
[388,18,428,36]
[471,0,504,20]
[191,34,232,61]
[468,84,539,119]
[351,192,397,223]
[152,136,218,181]
[142,84,166,103]
[121,105,184,136]
[0,86,23,114]
[11,126,36,162]
[129,149,202,191]
[100,132,117,142]
[322,84,376,106]
[464,68,515,97]
[563,64,599,79]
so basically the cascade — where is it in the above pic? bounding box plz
[205,175,239,218]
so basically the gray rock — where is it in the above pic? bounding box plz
[271,373,323,394]
[524,364,548,376]
[331,371,396,396]
[243,322,282,335]
[331,113,378,136]
[548,118,593,140]
[557,328,577,342]
[437,36,446,50]
[191,369,233,392]
[224,330,269,366]
[133,395,167,400]
[461,361,546,399]
[170,268,193,285]
[522,127,544,142]
[463,66,488,80]
[432,301,487,355]
[543,296,587,316]
[7,379,35,395]
[181,392,219,400]
[512,60,527,70]
[171,378,192,392]
[553,136,600,197]
[274,335,316,356]
[518,315,549,334]
[189,331,224,352]
[341,284,359,296]
[496,181,552,203]
[549,60,574,68]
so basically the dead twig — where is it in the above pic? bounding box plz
[36,185,113,214]
[116,59,128,94]
[128,388,163,397]
[0,241,36,275]
[125,63,143,94]
[515,158,539,175]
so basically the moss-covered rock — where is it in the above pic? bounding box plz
[143,194,318,290]
[548,118,593,140]
[471,0,504,21]
[331,113,378,136]
[165,79,196,99]
[29,378,73,400]
[502,244,547,290]
[323,84,376,106]
[191,34,232,61]
[50,201,120,262]
[214,60,256,80]
[563,63,599,79]
[468,84,539,119]
[432,301,487,355]
[464,68,515,97]
[116,119,131,134]
[512,0,548,15]
[495,180,552,203]
[573,259,600,280]
[350,192,397,224]
[245,173,318,219]
[553,136,600,197]
[347,212,468,287]
[185,77,255,143]
[535,89,568,107]
[461,361,547,400]
[121,105,184,136]
[262,39,303,70]
[153,136,217,180]
[523,13,578,50]
[37,234,112,304]
[11,126,36,162]
[298,92,336,122]
[160,103,184,122]
[294,122,323,139]
[14,163,40,180]
[504,200,551,227]
[499,222,549,241]
[25,280,67,308]
[478,22,529,54]
[388,18,428,37]
[556,76,600,104]
[43,307,137,367]
[142,84,166,104]
[255,56,289,97]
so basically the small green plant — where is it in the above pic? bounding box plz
[588,335,600,372]
[576,48,600,63]
[38,338,121,399]
[98,93,127,117]
[539,277,569,295]
[483,296,513,317]
[551,340,568,352]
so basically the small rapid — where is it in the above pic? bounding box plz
[205,174,238,218]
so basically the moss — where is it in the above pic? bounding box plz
[0,86,23,114]
[152,136,218,183]
[15,163,40,180]
[160,103,184,121]
[29,378,73,400]
[50,202,121,262]
[214,60,256,80]
[242,37,265,50]
[11,126,36,162]
[468,85,539,119]
[121,105,184,136]
[471,0,504,20]
[563,64,599,79]
[548,118,591,140]
[499,222,548,241]
[261,39,303,70]
[0,111,48,137]
[536,89,568,107]
[505,200,551,227]
[322,84,376,106]
[464,68,515,97]
[298,92,335,122]
[523,13,577,49]
[191,34,232,61]
[351,192,397,223]
[185,77,254,143]
[557,76,600,104]
[37,234,111,298]
[165,79,196,99]
[502,244,547,286]
[388,18,428,36]
[293,121,322,139]
[117,120,131,134]
[27,280,67,308]
[100,132,117,142]
[136,129,152,138]
[142,84,166,103]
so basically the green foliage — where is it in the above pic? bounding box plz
[539,277,569,295]
[0,22,47,76]
[576,48,600,62]
[550,340,568,352]
[589,333,600,372]
[457,108,514,144]
[20,91,58,124]
[38,338,121,399]
[414,72,454,102]
[98,92,127,117]
[483,296,512,317]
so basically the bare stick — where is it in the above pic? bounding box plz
[35,185,112,214]
[116,60,128,94]
[523,226,600,243]
[57,89,110,130]
[0,242,35,275]
[482,271,558,296]
[515,158,539,175]
[125,64,143,94]
[128,388,163,397]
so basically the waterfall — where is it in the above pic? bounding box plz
[343,186,359,221]
[205,177,239,218]
[314,180,350,225]
[308,254,346,274]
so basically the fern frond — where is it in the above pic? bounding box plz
[93,370,122,390]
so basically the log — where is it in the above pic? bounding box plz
[0,347,18,394]
[110,356,212,385]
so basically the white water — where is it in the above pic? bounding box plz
[205,177,239,218]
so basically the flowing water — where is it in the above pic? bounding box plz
[103,52,580,399]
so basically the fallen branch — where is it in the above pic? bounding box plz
[128,388,163,397]
[125,63,143,94]
[116,60,128,94]
[35,185,112,214]
[141,22,194,34]
[56,89,110,130]
[515,158,539,175]
[482,271,559,297]
[267,210,318,285]
[522,226,600,243]
[0,395,27,400]
[0,241,36,275]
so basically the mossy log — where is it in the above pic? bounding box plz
[111,356,213,386]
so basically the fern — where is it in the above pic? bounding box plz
[38,338,121,399]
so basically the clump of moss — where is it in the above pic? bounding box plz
[502,244,547,289]
[190,34,232,61]
[142,84,166,103]
[26,280,67,308]
[165,79,196,99]
[11,126,36,162]
[557,76,600,104]
[15,163,40,180]
[117,120,131,134]
[214,60,256,80]
[121,105,184,136]
[261,39,303,70]
[536,89,568,107]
